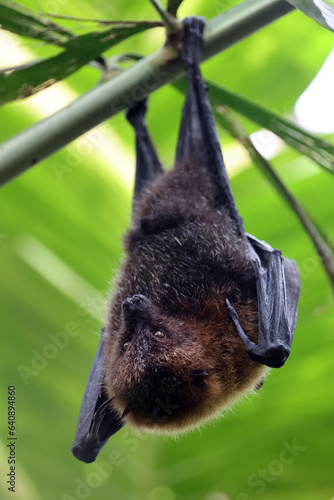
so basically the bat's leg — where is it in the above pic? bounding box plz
[126,100,163,203]
[177,16,244,237]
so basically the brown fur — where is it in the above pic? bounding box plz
[104,159,268,432]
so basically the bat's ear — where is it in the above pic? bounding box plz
[71,328,123,463]
[227,234,301,368]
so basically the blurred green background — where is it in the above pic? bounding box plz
[0,1,333,499]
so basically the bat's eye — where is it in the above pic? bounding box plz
[122,341,131,352]
[153,330,165,339]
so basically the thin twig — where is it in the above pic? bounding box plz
[44,13,163,27]
[148,0,182,33]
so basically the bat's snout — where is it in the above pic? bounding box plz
[121,294,151,322]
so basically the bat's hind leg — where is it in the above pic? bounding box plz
[126,100,163,203]
[177,16,244,237]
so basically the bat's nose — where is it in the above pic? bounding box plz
[121,295,151,326]
[122,294,146,313]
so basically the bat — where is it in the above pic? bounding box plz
[71,16,301,463]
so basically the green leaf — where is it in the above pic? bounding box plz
[285,0,334,33]
[167,0,184,16]
[213,105,334,289]
[0,0,73,44]
[173,78,334,175]
[41,13,163,26]
[0,22,160,105]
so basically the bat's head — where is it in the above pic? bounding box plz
[104,294,267,433]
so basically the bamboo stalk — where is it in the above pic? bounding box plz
[0,0,294,186]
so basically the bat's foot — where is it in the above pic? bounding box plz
[180,16,205,69]
[246,344,290,369]
[126,99,148,128]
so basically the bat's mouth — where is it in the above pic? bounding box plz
[109,363,216,433]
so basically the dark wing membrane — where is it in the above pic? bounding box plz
[226,234,301,368]
[71,329,123,463]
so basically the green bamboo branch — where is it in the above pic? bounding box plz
[0,0,294,187]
